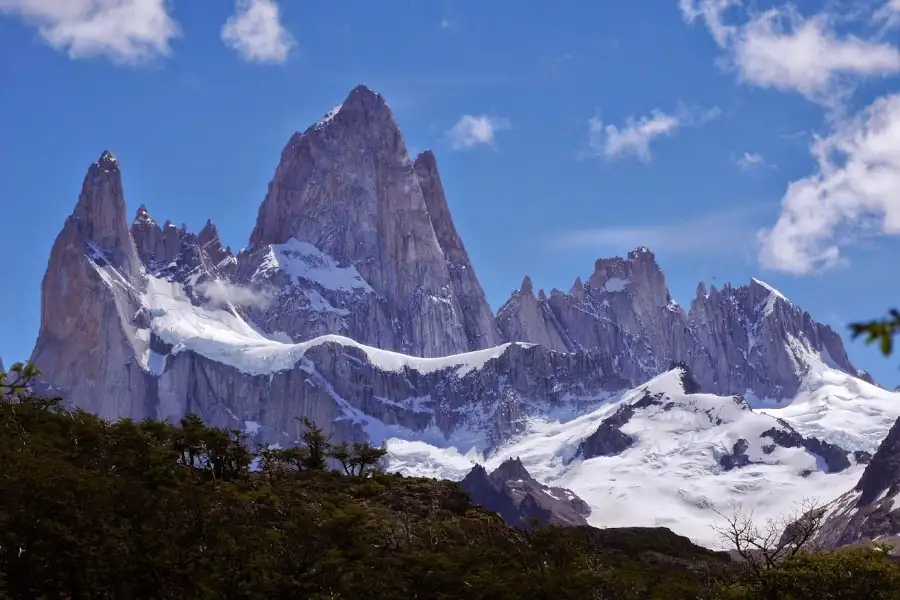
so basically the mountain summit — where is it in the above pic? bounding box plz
[246,84,499,357]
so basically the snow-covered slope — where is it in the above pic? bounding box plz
[375,365,900,549]
[144,275,518,378]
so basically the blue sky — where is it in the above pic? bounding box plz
[2,0,900,385]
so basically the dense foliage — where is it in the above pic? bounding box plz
[3,362,900,599]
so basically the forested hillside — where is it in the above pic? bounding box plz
[2,362,900,599]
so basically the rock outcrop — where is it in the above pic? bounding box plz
[497,249,871,401]
[460,458,591,529]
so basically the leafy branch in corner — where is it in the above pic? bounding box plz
[850,309,900,357]
[0,362,40,397]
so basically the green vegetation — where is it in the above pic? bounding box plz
[851,309,900,357]
[3,362,900,599]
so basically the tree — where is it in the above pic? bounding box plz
[712,498,826,576]
[329,440,388,476]
[0,362,40,398]
[297,416,330,471]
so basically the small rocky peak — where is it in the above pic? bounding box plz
[413,149,438,178]
[537,289,548,302]
[520,275,535,296]
[669,361,701,394]
[96,150,119,172]
[131,205,163,265]
[461,463,493,488]
[627,246,656,262]
[133,205,154,225]
[588,247,668,308]
[855,417,900,506]
[569,277,586,300]
[341,84,389,114]
[196,218,232,265]
[197,219,220,245]
[747,278,791,312]
[71,149,139,275]
[549,288,564,300]
[162,219,176,230]
[695,281,708,298]
[491,457,532,482]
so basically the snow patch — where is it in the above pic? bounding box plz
[255,238,374,294]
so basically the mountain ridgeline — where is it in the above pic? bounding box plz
[31,84,872,453]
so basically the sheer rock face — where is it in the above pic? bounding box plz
[31,151,151,420]
[246,85,496,357]
[413,150,502,350]
[497,249,870,400]
[814,418,900,548]
[460,458,591,529]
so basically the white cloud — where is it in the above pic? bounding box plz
[553,205,771,256]
[680,1,900,106]
[758,93,900,274]
[736,151,766,170]
[589,105,720,163]
[0,0,179,64]
[589,111,679,162]
[196,280,275,310]
[221,0,294,64]
[446,115,510,150]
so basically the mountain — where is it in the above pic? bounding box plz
[497,248,871,401]
[244,85,500,357]
[459,458,591,528]
[27,84,899,548]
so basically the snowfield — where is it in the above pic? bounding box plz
[373,365,900,549]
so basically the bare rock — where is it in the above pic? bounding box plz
[414,150,501,351]
[247,85,493,357]
[497,251,870,401]
[460,457,590,529]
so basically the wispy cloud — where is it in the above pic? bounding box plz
[550,204,774,256]
[588,104,720,163]
[758,93,900,274]
[0,0,180,64]
[736,151,766,170]
[446,115,511,150]
[680,0,900,108]
[196,280,275,310]
[221,0,294,64]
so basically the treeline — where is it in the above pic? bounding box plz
[2,363,900,599]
